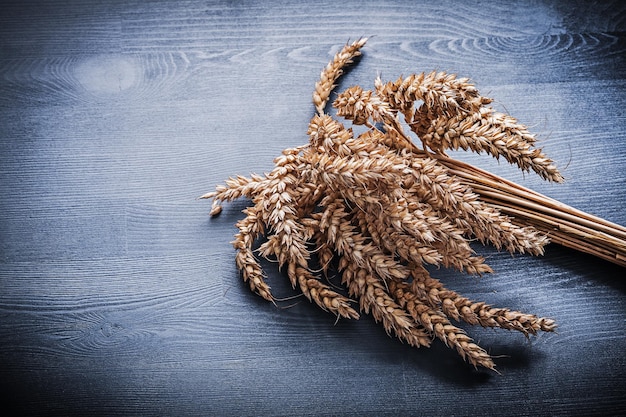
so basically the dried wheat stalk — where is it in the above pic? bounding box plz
[201,39,626,371]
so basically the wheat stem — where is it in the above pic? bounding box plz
[436,154,626,267]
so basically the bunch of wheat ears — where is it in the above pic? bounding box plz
[202,39,626,371]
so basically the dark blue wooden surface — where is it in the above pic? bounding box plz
[1,1,625,415]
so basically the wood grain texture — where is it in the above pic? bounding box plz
[1,1,625,415]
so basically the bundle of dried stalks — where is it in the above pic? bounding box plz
[202,39,626,371]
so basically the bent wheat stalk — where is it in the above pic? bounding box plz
[202,38,626,371]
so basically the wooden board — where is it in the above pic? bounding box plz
[1,1,625,415]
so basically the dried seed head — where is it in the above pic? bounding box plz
[201,38,579,372]
[313,38,368,115]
